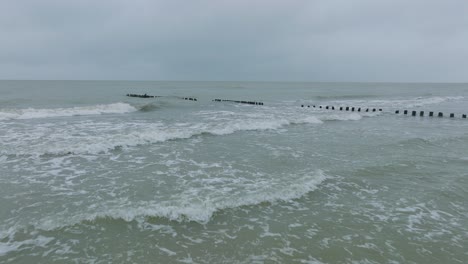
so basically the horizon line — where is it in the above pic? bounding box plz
[1,79,467,84]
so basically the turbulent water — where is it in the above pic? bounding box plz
[0,81,467,263]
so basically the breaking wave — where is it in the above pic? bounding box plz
[138,103,163,112]
[1,108,367,157]
[0,103,137,120]
[319,112,363,121]
[0,170,328,257]
[0,111,369,156]
[324,96,464,109]
[33,170,328,230]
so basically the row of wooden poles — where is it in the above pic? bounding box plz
[301,104,382,112]
[126,93,161,98]
[301,104,467,119]
[395,110,467,118]
[126,94,198,101]
[213,99,264,105]
[127,95,465,117]
[126,94,263,105]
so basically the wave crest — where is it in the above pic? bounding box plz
[34,170,328,230]
[2,116,324,156]
[0,103,137,120]
[323,96,464,109]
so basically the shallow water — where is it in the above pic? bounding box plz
[1,81,467,263]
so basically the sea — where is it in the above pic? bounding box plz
[0,81,467,263]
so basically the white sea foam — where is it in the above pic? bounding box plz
[31,170,328,230]
[0,103,137,120]
[0,236,54,257]
[320,113,363,121]
[328,96,464,109]
[1,114,324,156]
[403,96,464,108]
[0,104,368,157]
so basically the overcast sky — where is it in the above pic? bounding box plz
[1,0,467,82]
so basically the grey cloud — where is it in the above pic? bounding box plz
[0,0,467,81]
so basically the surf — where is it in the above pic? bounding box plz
[0,102,137,120]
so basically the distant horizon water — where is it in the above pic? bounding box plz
[1,79,468,84]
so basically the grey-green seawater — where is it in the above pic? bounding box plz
[0,81,467,263]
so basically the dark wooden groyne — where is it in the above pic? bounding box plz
[126,93,161,98]
[394,110,466,119]
[213,99,264,105]
[301,104,467,119]
[301,104,381,113]
[126,94,197,101]
[179,97,198,101]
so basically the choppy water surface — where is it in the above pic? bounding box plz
[1,81,467,263]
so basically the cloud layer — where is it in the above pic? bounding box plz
[1,0,467,81]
